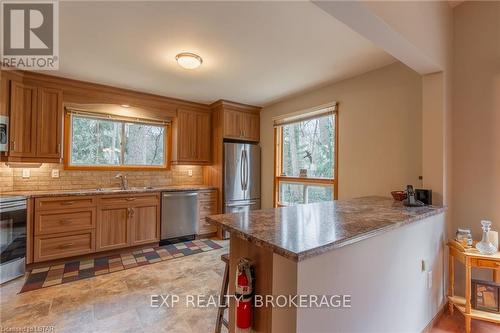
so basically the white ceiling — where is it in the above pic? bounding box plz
[53,1,395,106]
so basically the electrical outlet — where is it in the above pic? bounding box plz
[51,169,60,178]
[187,169,193,177]
[22,169,30,179]
[427,270,433,289]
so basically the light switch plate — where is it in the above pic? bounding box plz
[51,169,60,178]
[427,271,433,289]
[187,169,193,177]
[22,169,30,178]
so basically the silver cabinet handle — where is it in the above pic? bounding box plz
[162,192,198,197]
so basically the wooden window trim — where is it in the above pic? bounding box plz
[273,110,338,207]
[63,112,171,171]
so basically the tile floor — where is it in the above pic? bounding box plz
[2,238,499,333]
[1,240,229,333]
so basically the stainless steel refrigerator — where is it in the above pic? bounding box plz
[224,142,261,213]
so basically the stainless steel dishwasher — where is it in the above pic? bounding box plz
[160,191,198,244]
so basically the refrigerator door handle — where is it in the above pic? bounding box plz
[225,200,259,207]
[243,149,249,191]
[240,149,245,191]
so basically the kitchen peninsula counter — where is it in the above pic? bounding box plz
[206,196,446,333]
[207,196,445,261]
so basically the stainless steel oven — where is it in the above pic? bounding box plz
[0,115,8,152]
[1,196,27,284]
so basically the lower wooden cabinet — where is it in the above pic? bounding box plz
[96,206,130,251]
[130,205,160,246]
[198,190,218,235]
[34,230,95,262]
[96,193,160,252]
[33,193,160,262]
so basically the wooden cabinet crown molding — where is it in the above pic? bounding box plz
[210,99,262,114]
[1,71,263,115]
[1,69,211,116]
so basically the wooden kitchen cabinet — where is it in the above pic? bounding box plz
[96,206,130,251]
[34,195,97,262]
[171,109,211,165]
[33,193,159,262]
[198,190,218,235]
[36,87,63,159]
[34,230,95,262]
[241,112,260,141]
[223,109,242,138]
[4,80,63,162]
[130,204,160,246]
[221,106,260,142]
[97,193,160,251]
[8,81,38,157]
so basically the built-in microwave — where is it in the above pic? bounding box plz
[0,115,8,152]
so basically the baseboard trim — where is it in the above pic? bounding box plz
[421,301,448,333]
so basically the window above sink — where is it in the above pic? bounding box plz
[64,106,170,171]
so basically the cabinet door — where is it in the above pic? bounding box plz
[130,205,159,246]
[242,113,260,141]
[196,111,211,162]
[36,87,63,158]
[177,110,197,160]
[223,110,242,139]
[96,207,130,251]
[9,81,37,157]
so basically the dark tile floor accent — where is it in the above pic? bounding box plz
[20,239,222,293]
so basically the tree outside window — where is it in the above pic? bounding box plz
[275,111,337,206]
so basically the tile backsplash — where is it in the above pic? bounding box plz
[0,163,203,192]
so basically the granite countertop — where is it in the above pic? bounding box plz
[206,196,446,262]
[0,185,216,198]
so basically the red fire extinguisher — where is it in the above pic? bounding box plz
[235,258,253,330]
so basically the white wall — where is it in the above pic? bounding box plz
[260,62,423,208]
[297,213,445,333]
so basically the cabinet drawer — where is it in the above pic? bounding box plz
[36,196,96,211]
[476,259,500,269]
[199,218,217,234]
[199,200,217,211]
[99,194,158,207]
[198,191,217,201]
[34,231,95,262]
[35,208,96,235]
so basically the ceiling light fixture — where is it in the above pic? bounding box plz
[175,52,203,69]
[121,104,130,108]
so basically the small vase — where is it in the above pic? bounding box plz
[475,220,497,255]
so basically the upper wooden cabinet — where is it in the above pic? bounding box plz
[2,78,63,163]
[36,87,63,159]
[171,109,211,165]
[9,81,38,158]
[213,100,261,142]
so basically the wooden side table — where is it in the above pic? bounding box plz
[448,240,500,333]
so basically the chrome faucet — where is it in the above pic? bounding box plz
[115,173,128,190]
